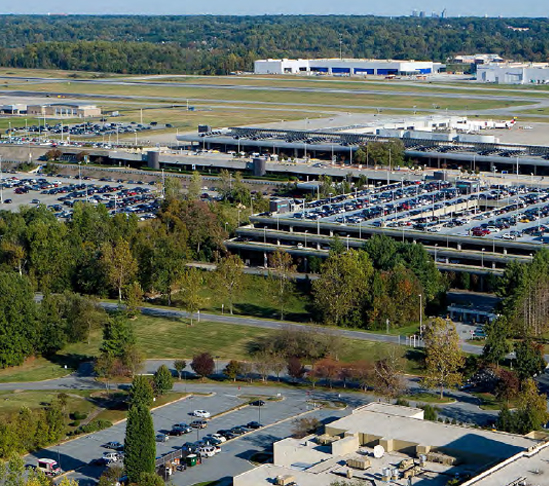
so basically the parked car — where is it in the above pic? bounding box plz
[207,433,227,443]
[192,410,211,418]
[249,400,265,407]
[156,434,169,442]
[103,452,121,462]
[198,446,217,458]
[191,420,208,429]
[103,441,123,451]
[170,424,192,435]
[246,421,263,429]
[230,426,247,436]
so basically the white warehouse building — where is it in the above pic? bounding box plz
[477,63,549,84]
[254,58,436,76]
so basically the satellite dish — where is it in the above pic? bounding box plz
[373,445,385,458]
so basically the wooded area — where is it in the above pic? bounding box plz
[0,16,547,74]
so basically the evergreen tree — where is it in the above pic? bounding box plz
[483,317,510,366]
[515,339,546,382]
[153,365,173,396]
[129,375,154,409]
[100,313,136,359]
[124,404,155,483]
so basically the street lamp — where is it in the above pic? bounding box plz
[263,226,267,244]
[0,155,3,204]
[346,235,350,250]
[434,243,438,262]
[304,230,308,248]
[419,294,423,337]
[225,222,229,235]
[481,248,485,268]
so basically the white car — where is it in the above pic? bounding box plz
[198,446,216,458]
[208,433,227,443]
[192,410,211,418]
[103,452,120,461]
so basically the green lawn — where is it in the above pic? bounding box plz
[3,79,533,113]
[471,392,515,411]
[61,313,423,374]
[0,389,94,415]
[197,274,312,322]
[402,391,455,405]
[0,357,70,383]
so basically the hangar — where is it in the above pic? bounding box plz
[254,58,437,76]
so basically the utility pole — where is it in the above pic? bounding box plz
[338,33,343,60]
[0,155,3,204]
[419,294,423,337]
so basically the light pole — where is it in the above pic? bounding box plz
[304,230,308,248]
[263,226,267,244]
[434,243,438,262]
[346,235,350,250]
[237,209,241,227]
[225,222,229,235]
[419,294,423,337]
[481,248,485,268]
[0,155,3,204]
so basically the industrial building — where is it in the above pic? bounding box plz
[0,104,27,115]
[254,58,437,76]
[452,54,505,65]
[233,403,542,486]
[477,63,549,84]
[27,103,101,118]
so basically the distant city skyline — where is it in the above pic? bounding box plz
[1,0,546,17]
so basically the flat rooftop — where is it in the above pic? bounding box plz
[328,409,537,459]
[239,114,549,147]
[467,442,549,486]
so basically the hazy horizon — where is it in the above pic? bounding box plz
[1,0,546,18]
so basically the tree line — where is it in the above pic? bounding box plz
[0,15,548,74]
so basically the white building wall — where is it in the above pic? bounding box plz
[254,59,435,76]
[477,64,549,84]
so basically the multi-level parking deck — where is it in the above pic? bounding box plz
[225,180,549,277]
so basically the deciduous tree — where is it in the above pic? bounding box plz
[224,360,242,381]
[100,238,138,301]
[312,249,373,326]
[191,352,215,380]
[423,318,464,399]
[176,267,203,325]
[268,250,296,320]
[213,254,244,315]
[173,360,187,380]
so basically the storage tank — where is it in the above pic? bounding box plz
[252,157,267,177]
[147,151,160,170]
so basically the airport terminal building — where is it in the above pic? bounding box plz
[254,58,436,76]
[477,63,549,84]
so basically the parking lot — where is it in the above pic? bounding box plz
[27,387,353,486]
[285,179,549,247]
[6,120,171,146]
[0,173,161,221]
